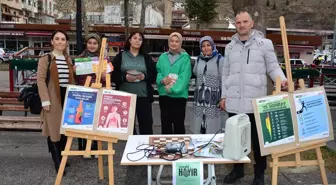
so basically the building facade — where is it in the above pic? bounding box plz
[0,0,54,24]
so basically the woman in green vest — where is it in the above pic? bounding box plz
[156,32,192,134]
[112,32,157,135]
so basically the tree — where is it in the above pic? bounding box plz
[139,0,146,32]
[232,0,265,34]
[124,0,130,39]
[185,0,218,23]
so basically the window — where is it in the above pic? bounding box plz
[49,2,52,15]
[296,60,303,65]
[28,0,31,6]
[290,60,294,65]
[44,0,47,13]
[0,40,4,48]
[17,41,29,50]
[5,40,17,51]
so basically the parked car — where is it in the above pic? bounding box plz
[0,48,14,64]
[280,59,307,66]
[290,59,307,65]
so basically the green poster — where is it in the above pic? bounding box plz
[256,95,295,148]
[172,161,203,185]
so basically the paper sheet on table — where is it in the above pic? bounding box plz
[190,134,224,158]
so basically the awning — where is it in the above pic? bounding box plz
[25,31,52,36]
[0,31,24,36]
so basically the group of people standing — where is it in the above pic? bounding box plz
[37,10,287,185]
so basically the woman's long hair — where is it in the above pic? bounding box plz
[123,32,146,55]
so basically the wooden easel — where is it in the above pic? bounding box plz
[270,16,328,185]
[55,38,118,185]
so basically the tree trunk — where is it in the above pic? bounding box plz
[232,0,265,34]
[124,0,130,39]
[82,0,89,36]
[139,0,146,32]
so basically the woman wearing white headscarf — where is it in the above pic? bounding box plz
[156,32,191,134]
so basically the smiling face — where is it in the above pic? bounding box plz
[169,36,181,51]
[129,33,143,50]
[235,12,254,38]
[201,41,213,56]
[51,32,68,52]
[87,38,99,53]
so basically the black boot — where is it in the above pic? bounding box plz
[224,163,245,184]
[47,137,62,173]
[252,167,265,185]
[59,135,70,167]
[78,138,83,151]
[59,135,67,152]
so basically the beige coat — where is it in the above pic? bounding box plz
[37,53,75,142]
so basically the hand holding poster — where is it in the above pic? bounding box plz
[75,57,113,75]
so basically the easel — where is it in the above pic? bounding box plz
[55,38,118,185]
[270,16,328,185]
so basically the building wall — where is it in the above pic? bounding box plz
[0,0,26,23]
[276,46,315,64]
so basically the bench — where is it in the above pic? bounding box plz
[0,91,42,130]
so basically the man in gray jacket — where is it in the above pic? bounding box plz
[219,11,287,185]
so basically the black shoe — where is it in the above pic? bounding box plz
[224,168,244,184]
[252,171,264,185]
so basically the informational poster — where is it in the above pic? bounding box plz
[255,94,295,148]
[294,91,330,142]
[97,89,132,133]
[74,57,113,75]
[61,86,99,130]
[172,161,203,185]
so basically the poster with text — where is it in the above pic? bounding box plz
[256,94,295,148]
[294,91,330,142]
[62,86,99,130]
[172,161,203,185]
[96,89,132,133]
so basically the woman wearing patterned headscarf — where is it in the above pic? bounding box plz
[156,32,191,134]
[75,33,102,155]
[192,36,227,134]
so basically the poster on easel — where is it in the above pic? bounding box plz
[253,86,334,156]
[94,89,137,140]
[255,94,295,148]
[292,86,333,143]
[60,85,99,133]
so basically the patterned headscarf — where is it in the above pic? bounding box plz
[199,36,218,61]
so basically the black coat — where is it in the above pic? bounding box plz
[111,51,157,103]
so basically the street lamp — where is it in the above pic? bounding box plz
[332,18,336,66]
[76,0,83,55]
